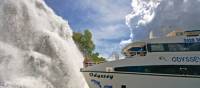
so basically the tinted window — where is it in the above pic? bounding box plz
[168,43,185,51]
[129,47,142,51]
[186,43,200,51]
[148,43,200,52]
[149,44,165,52]
[114,65,200,75]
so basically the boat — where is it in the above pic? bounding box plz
[81,30,200,88]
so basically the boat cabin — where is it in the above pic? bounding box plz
[123,30,200,57]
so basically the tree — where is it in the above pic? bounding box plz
[72,32,84,53]
[72,29,105,62]
[90,52,106,63]
[82,30,95,56]
[73,29,95,56]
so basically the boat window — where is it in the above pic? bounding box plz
[128,47,146,51]
[168,43,185,51]
[149,44,165,52]
[126,46,147,56]
[186,43,200,51]
[114,65,200,76]
[148,43,200,52]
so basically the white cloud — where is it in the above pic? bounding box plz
[127,0,200,39]
[120,39,132,46]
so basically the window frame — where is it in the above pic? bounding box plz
[147,43,200,52]
[114,65,200,76]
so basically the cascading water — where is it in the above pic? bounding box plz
[0,0,88,88]
[125,0,200,42]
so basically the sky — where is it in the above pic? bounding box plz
[44,0,132,58]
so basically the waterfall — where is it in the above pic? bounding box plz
[0,0,88,88]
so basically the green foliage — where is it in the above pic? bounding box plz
[73,29,106,62]
[91,52,106,63]
[73,30,94,55]
[83,30,95,55]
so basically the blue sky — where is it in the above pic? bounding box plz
[44,0,132,58]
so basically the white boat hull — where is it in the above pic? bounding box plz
[82,71,200,88]
[81,34,200,88]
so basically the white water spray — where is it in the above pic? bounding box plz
[125,0,200,41]
[0,0,88,88]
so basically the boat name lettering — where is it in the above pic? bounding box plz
[89,73,113,80]
[172,56,200,62]
[184,38,200,43]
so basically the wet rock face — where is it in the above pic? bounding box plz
[0,0,88,88]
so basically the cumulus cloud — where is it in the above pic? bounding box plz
[126,0,200,41]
